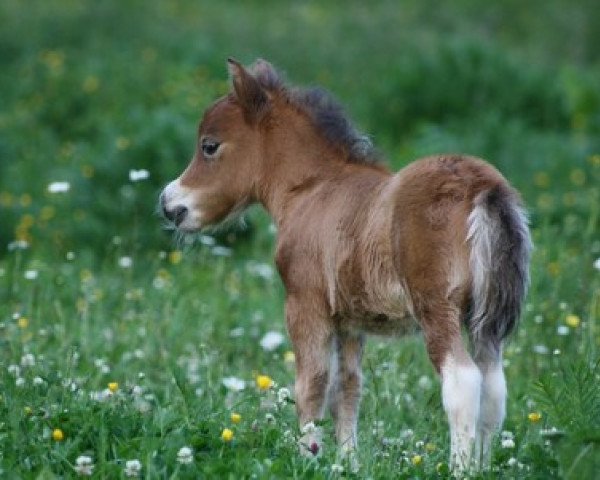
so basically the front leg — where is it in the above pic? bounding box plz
[329,332,364,455]
[286,296,333,457]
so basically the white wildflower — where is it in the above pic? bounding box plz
[177,446,193,464]
[33,376,45,386]
[129,169,149,182]
[21,353,35,367]
[229,326,245,337]
[502,438,515,448]
[211,246,232,257]
[24,270,38,280]
[222,376,246,391]
[533,345,549,354]
[247,261,274,279]
[134,397,152,413]
[260,331,285,351]
[277,387,291,404]
[594,257,600,270]
[74,455,94,476]
[90,389,113,402]
[541,427,564,440]
[8,240,29,251]
[153,277,167,289]
[507,457,518,467]
[199,235,216,246]
[265,413,275,424]
[301,421,316,435]
[15,377,25,387]
[48,181,70,193]
[131,385,143,396]
[118,256,133,268]
[8,364,20,376]
[331,464,344,473]
[557,325,569,336]
[124,459,142,477]
[417,375,432,390]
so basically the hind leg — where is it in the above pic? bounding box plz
[473,346,506,469]
[422,303,482,472]
[286,296,333,457]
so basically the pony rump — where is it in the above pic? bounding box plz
[466,186,533,359]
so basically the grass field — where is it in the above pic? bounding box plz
[1,1,599,478]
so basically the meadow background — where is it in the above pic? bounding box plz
[1,0,599,478]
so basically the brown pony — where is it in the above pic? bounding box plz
[160,58,532,473]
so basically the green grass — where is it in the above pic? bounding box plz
[1,1,599,478]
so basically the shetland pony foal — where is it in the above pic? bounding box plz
[160,59,532,472]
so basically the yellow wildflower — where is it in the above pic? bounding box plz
[256,375,273,390]
[81,165,95,178]
[569,169,585,186]
[565,314,580,328]
[221,428,234,442]
[528,412,542,423]
[82,75,100,93]
[425,442,436,452]
[24,406,32,415]
[230,413,241,424]
[0,191,13,207]
[52,428,64,441]
[533,172,550,188]
[547,262,560,277]
[115,137,131,150]
[108,382,119,393]
[169,250,183,265]
[20,194,32,207]
[283,351,295,364]
[411,454,422,466]
[17,317,29,329]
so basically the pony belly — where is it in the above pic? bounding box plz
[335,279,418,336]
[351,311,419,337]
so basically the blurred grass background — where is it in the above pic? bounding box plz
[0,2,599,477]
[1,0,599,255]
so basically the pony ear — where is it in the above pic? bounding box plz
[250,59,282,91]
[227,58,269,122]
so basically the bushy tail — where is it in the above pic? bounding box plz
[466,185,532,359]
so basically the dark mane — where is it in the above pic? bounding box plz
[289,87,379,164]
[250,61,379,165]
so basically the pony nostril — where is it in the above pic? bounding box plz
[163,205,188,226]
[172,206,188,226]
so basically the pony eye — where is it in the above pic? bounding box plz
[201,139,221,158]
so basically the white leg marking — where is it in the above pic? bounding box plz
[475,359,506,469]
[442,355,482,472]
